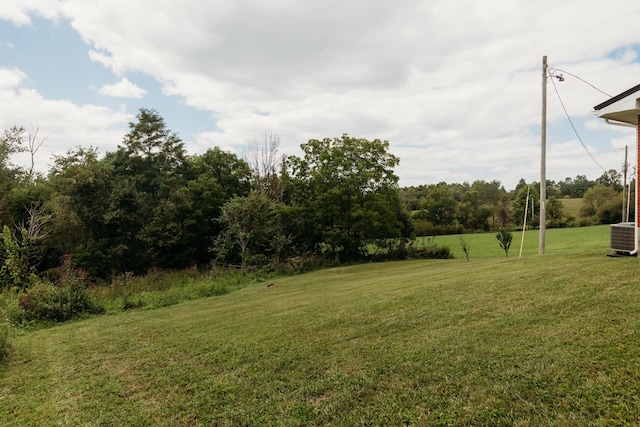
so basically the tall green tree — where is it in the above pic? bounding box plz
[104,109,189,272]
[47,148,112,265]
[287,135,406,261]
[182,148,252,265]
[417,183,458,233]
[596,169,623,192]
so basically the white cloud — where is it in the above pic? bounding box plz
[1,0,63,25]
[0,67,26,88]
[0,67,132,170]
[98,77,147,99]
[3,0,640,188]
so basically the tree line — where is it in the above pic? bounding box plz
[0,109,418,286]
[400,170,631,236]
[0,108,629,286]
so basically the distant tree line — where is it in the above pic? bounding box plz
[400,170,631,235]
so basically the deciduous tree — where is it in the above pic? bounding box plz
[287,135,406,261]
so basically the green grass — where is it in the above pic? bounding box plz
[428,224,609,259]
[2,226,640,425]
[561,197,583,219]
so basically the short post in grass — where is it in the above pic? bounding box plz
[496,228,513,257]
[459,237,470,261]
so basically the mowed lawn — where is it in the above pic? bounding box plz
[2,225,640,425]
[434,224,610,259]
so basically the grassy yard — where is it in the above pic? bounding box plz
[2,226,640,425]
[427,224,609,259]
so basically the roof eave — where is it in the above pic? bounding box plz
[594,83,640,111]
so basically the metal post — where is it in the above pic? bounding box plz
[622,145,628,222]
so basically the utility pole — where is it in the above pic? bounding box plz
[540,56,547,255]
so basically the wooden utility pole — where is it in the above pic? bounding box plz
[540,56,547,255]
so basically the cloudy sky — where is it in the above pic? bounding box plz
[1,0,640,189]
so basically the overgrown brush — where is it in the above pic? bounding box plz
[16,256,104,323]
[95,267,261,313]
[369,237,453,261]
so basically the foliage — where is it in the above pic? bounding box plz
[557,174,595,198]
[496,228,513,257]
[580,185,621,224]
[0,225,39,291]
[597,198,623,224]
[91,267,262,313]
[545,195,567,228]
[287,134,406,262]
[0,116,624,283]
[406,238,452,259]
[595,169,623,192]
[44,111,251,277]
[419,183,458,229]
[17,256,103,323]
[512,184,539,228]
[369,237,453,261]
[0,126,28,199]
[214,192,290,271]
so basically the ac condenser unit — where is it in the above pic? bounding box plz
[610,222,636,254]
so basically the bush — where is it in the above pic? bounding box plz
[496,228,513,257]
[407,240,453,259]
[18,256,104,323]
[597,199,623,225]
[368,237,453,261]
[408,245,453,259]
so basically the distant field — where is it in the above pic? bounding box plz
[423,224,609,259]
[561,197,583,219]
[2,225,639,426]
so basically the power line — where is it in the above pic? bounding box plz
[549,67,612,97]
[549,76,608,173]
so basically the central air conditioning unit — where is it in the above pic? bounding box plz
[610,222,636,254]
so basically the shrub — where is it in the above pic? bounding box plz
[18,282,59,322]
[496,228,513,257]
[18,256,104,323]
[394,237,453,260]
[597,199,623,225]
[367,237,453,261]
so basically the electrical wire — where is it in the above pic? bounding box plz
[549,67,612,97]
[549,76,608,173]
